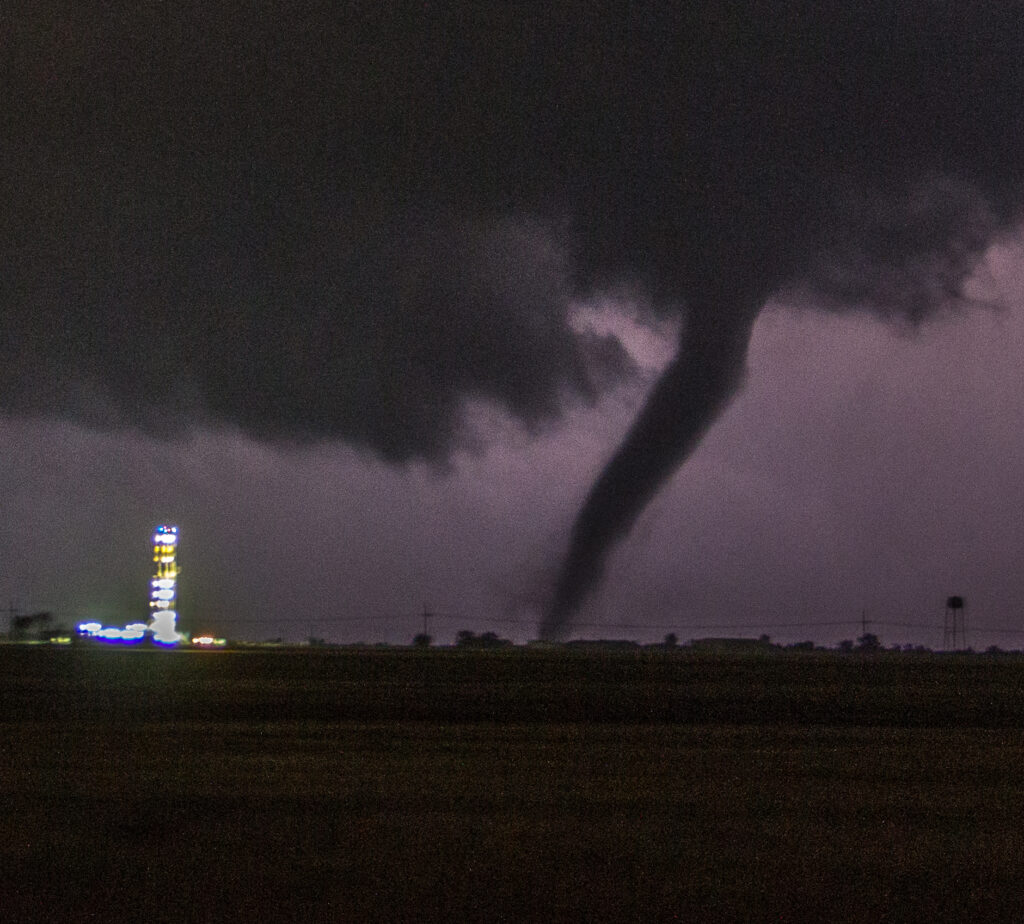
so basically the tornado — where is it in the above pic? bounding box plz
[4,4,1023,641]
[543,286,765,639]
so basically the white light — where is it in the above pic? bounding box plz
[152,589,175,601]
[77,621,148,642]
[150,610,182,645]
[152,579,175,589]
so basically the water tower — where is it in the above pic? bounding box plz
[943,595,966,650]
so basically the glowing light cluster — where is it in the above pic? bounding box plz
[77,621,148,644]
[149,525,183,644]
[74,525,187,645]
[191,636,227,647]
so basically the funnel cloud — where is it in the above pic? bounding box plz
[3,4,1023,636]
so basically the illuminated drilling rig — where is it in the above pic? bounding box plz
[76,524,188,644]
[149,525,181,644]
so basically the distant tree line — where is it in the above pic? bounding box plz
[455,630,513,649]
[398,629,1016,655]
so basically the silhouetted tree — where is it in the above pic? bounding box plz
[663,632,678,648]
[838,639,854,652]
[456,630,477,647]
[10,611,53,641]
[412,633,432,648]
[856,633,882,652]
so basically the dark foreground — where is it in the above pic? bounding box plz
[4,645,1024,922]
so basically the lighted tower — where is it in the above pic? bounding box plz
[149,525,182,644]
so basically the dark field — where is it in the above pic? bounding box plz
[4,646,1024,922]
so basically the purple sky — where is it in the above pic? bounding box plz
[3,234,1021,648]
[5,5,1024,649]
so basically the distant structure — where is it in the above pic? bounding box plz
[9,611,54,641]
[690,637,775,653]
[76,524,186,645]
[944,595,966,650]
[149,525,181,644]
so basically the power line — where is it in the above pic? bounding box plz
[179,609,1024,639]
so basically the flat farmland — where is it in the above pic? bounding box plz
[3,646,1024,922]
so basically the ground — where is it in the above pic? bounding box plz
[3,645,1024,922]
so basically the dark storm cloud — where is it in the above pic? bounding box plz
[3,4,1023,634]
[3,4,633,459]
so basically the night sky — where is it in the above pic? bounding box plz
[3,3,1023,647]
